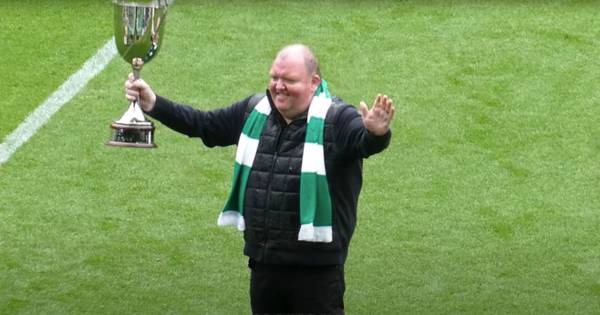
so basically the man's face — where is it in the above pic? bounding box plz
[268,53,319,122]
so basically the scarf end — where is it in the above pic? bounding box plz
[298,224,332,243]
[218,211,246,231]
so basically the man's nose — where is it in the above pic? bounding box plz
[274,79,285,90]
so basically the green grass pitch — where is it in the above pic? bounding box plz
[1,0,599,314]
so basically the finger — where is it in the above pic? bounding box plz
[384,96,393,113]
[125,81,139,95]
[133,78,150,90]
[379,95,389,112]
[127,81,144,99]
[389,105,396,122]
[359,101,369,117]
[125,85,138,95]
[125,89,138,100]
[372,94,382,108]
[125,87,138,101]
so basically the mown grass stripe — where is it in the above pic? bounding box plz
[0,37,117,166]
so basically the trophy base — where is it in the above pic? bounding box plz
[107,121,156,148]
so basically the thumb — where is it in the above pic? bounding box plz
[359,101,369,117]
[131,78,147,90]
[130,77,152,94]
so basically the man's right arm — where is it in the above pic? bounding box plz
[144,95,252,147]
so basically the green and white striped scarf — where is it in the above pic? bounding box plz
[218,80,333,242]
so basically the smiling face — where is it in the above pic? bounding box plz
[268,45,320,123]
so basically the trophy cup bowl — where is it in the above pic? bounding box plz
[108,0,174,148]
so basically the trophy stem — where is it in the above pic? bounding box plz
[132,57,144,80]
[131,57,144,111]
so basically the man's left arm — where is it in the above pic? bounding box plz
[334,94,395,158]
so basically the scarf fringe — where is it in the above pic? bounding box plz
[298,224,333,242]
[218,211,246,231]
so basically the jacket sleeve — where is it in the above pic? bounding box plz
[332,102,392,159]
[144,94,252,147]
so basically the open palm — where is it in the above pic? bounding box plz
[359,94,395,136]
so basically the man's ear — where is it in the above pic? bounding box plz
[311,74,321,91]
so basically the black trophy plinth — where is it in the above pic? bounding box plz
[107,121,156,148]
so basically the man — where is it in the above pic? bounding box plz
[125,44,395,314]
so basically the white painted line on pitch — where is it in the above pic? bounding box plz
[0,37,117,166]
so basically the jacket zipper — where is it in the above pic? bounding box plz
[261,122,286,250]
[260,91,285,252]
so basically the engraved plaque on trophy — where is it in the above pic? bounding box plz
[108,0,173,148]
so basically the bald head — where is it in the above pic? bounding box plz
[275,44,320,77]
[268,44,322,123]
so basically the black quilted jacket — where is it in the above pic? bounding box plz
[147,91,391,266]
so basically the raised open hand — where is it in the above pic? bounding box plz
[359,94,395,136]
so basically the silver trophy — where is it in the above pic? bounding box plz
[108,0,173,148]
